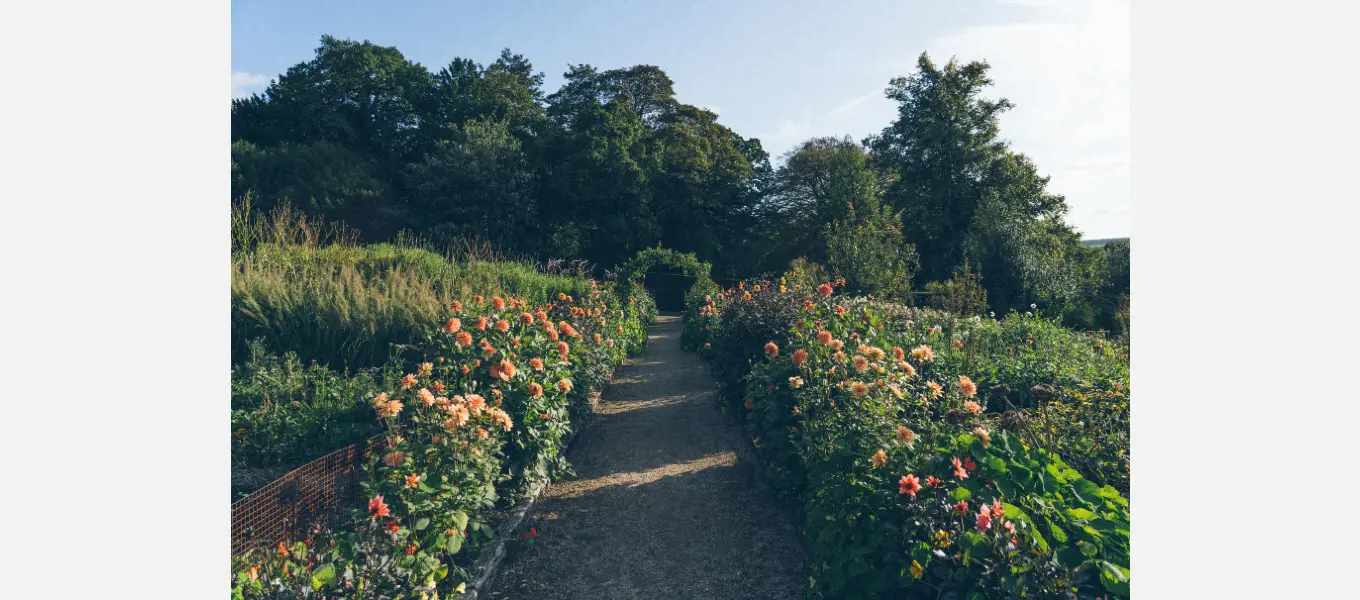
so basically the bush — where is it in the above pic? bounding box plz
[232,288,651,598]
[683,281,1130,599]
[231,199,602,370]
[230,344,387,470]
[923,260,989,316]
[825,203,919,302]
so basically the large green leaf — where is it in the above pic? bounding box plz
[445,531,464,554]
[311,564,336,589]
[1099,561,1131,597]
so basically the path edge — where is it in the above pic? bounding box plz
[454,379,607,599]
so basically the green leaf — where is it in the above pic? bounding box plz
[1099,561,1131,596]
[414,517,430,531]
[312,564,336,586]
[1090,518,1121,532]
[1045,463,1067,485]
[452,511,469,532]
[1056,547,1085,568]
[445,531,464,555]
[951,486,972,501]
[1065,507,1097,521]
[994,477,1017,498]
[1046,518,1068,544]
[1077,540,1098,557]
[1072,478,1104,503]
[1000,503,1029,523]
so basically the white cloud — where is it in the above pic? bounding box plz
[231,71,273,99]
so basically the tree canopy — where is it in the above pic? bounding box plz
[232,39,1128,331]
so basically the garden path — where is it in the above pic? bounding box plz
[486,315,808,599]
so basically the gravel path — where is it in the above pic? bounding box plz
[485,315,809,600]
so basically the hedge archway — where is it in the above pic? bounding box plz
[618,247,715,313]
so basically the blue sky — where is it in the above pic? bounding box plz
[232,0,1129,239]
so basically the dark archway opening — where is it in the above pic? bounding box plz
[642,265,696,313]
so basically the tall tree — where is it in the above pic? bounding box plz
[758,136,880,271]
[866,53,1069,285]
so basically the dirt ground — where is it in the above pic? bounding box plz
[485,315,809,600]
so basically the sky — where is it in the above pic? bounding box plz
[232,0,1129,240]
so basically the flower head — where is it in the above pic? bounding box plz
[973,427,991,447]
[465,394,486,413]
[791,349,808,367]
[529,382,544,397]
[910,345,936,362]
[899,474,922,497]
[849,381,870,397]
[382,451,405,468]
[896,426,914,444]
[455,331,473,347]
[817,330,834,346]
[401,374,418,389]
[958,376,978,398]
[925,381,943,399]
[852,355,869,372]
[368,495,391,519]
[872,449,888,467]
[951,457,968,479]
[557,378,573,393]
[377,400,404,419]
[764,342,779,358]
[789,376,804,388]
[530,357,544,371]
[817,283,833,297]
[405,474,421,488]
[964,400,982,415]
[443,318,462,334]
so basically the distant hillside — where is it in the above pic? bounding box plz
[1081,237,1129,248]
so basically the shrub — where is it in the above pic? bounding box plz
[230,344,387,470]
[232,287,650,598]
[684,281,1130,599]
[825,203,919,302]
[923,260,989,316]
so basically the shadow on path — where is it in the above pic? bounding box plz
[486,316,808,600]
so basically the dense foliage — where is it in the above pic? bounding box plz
[233,285,655,599]
[685,277,1129,599]
[232,37,1129,332]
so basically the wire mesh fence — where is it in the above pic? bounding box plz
[230,435,387,557]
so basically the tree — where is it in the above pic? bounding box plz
[232,36,435,169]
[230,140,399,238]
[825,200,919,301]
[757,136,882,273]
[866,53,1070,286]
[403,118,540,253]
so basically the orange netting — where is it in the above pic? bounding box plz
[231,435,386,557]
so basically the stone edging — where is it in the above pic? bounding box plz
[453,379,607,599]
